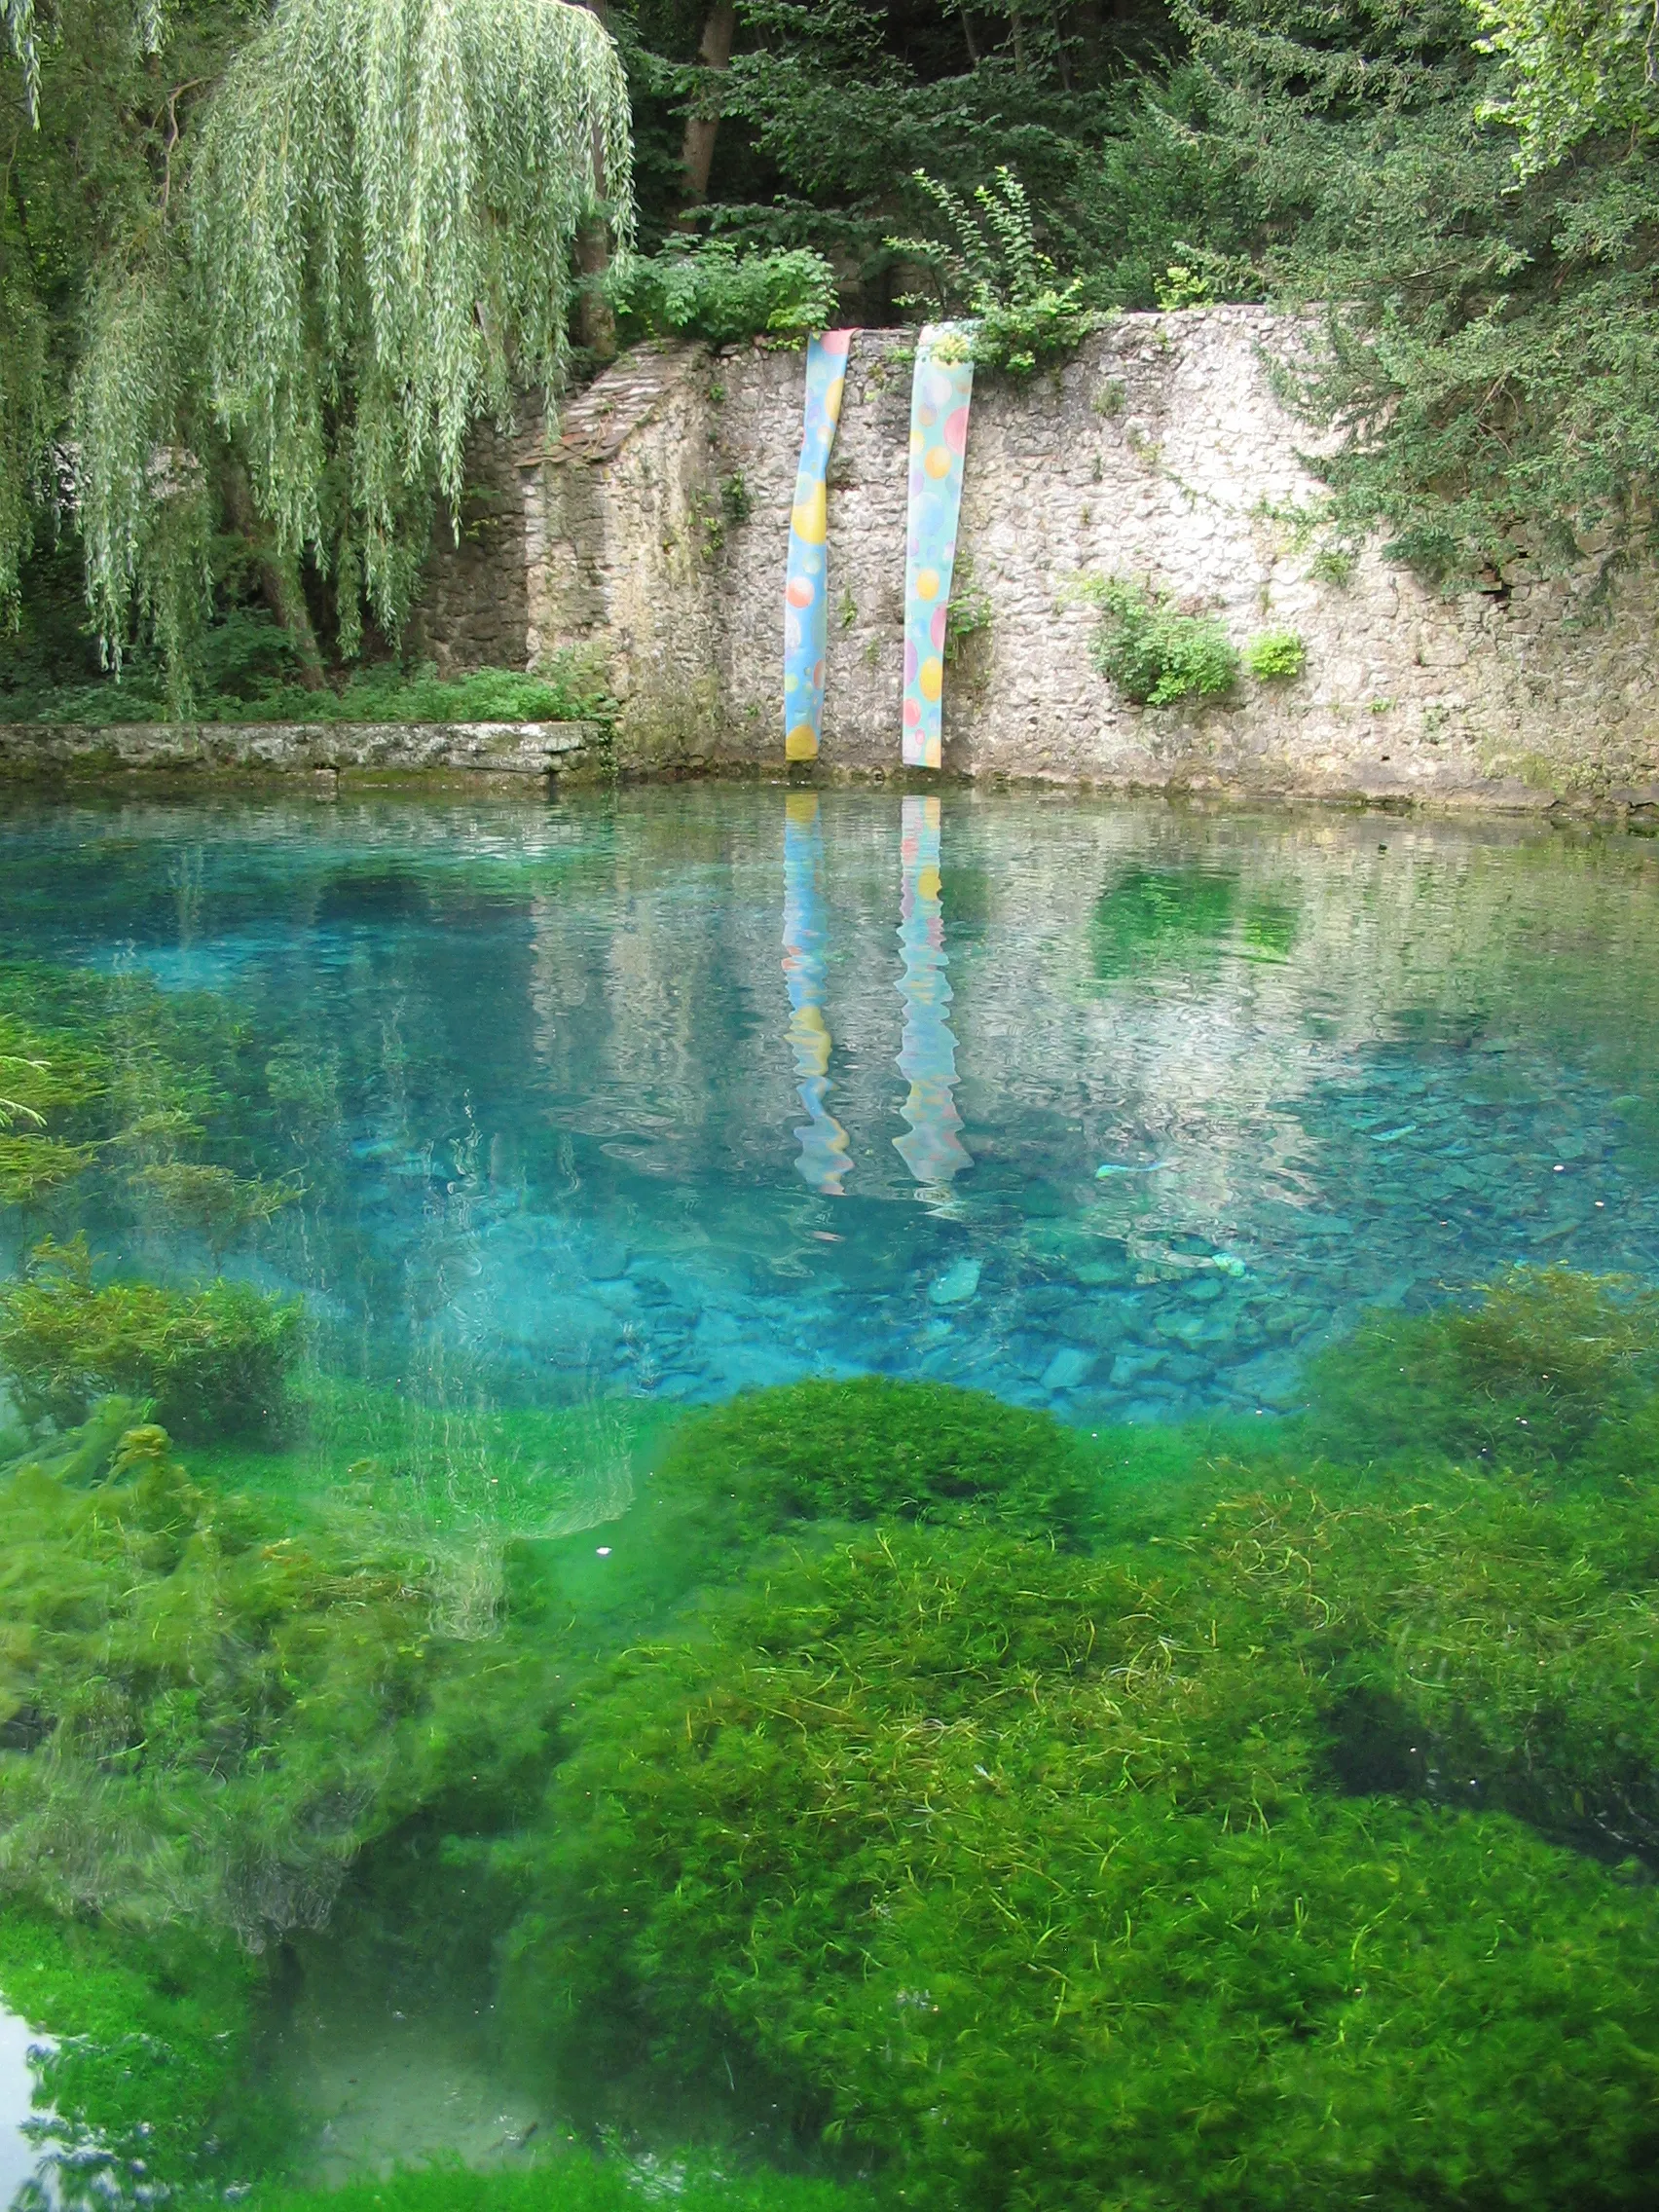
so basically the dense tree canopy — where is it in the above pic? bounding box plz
[1,0,1655,700]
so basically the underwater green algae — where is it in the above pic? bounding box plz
[6,1269,1659,2204]
[648,1375,1100,1547]
[1303,1265,1659,1469]
[0,962,291,1254]
[242,2160,872,2212]
[0,1410,558,1945]
[0,1235,303,1439]
[499,1521,1659,2210]
[0,1901,273,2199]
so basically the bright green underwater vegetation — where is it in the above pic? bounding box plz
[4,1164,1659,2205]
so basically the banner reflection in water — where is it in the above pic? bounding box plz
[894,793,972,1191]
[781,793,853,1195]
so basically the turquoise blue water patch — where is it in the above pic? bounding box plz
[2,788,1657,1429]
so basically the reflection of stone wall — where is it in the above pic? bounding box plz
[519,313,1659,809]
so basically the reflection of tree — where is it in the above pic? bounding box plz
[781,793,853,1197]
[894,795,972,1193]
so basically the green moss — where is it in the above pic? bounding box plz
[0,1235,304,1439]
[500,1524,1659,2209]
[242,2158,871,2212]
[648,1377,1100,1549]
[0,1901,276,2194]
[1303,1265,1659,1469]
[0,1411,558,1942]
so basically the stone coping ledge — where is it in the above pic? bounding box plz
[0,720,608,780]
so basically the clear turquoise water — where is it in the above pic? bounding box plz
[5,784,1659,2193]
[3,787,1657,1444]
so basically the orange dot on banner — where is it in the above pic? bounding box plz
[791,484,828,544]
[786,576,816,608]
[903,698,922,728]
[924,445,954,480]
[786,723,819,760]
[919,657,943,702]
[914,568,940,602]
[943,406,970,456]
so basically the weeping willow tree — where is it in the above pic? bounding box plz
[69,0,634,685]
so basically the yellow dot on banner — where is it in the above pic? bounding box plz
[919,658,942,702]
[919,866,941,901]
[909,431,924,454]
[791,484,828,545]
[786,722,819,760]
[914,568,940,602]
[924,445,954,480]
[825,377,846,423]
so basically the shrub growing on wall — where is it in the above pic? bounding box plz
[1080,575,1240,706]
[607,240,838,347]
[1242,627,1307,681]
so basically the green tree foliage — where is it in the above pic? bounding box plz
[606,235,837,342]
[887,165,1094,372]
[1475,0,1659,170]
[1180,0,1659,581]
[1,0,633,699]
[185,0,632,657]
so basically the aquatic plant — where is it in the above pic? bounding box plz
[1303,1265,1659,1468]
[647,1376,1100,1547]
[1219,1462,1659,1858]
[0,1235,304,1439]
[0,1411,557,1945]
[243,2157,872,2211]
[501,1522,1659,2208]
[0,1901,276,2198]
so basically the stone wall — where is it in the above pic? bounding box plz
[523,312,1659,808]
[0,720,607,785]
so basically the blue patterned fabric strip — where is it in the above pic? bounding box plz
[903,324,976,769]
[894,793,971,1188]
[784,330,858,762]
[781,792,852,1195]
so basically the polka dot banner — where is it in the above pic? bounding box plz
[783,330,858,762]
[902,324,976,770]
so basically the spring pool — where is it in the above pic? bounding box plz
[3,782,1659,2205]
[3,789,1656,1432]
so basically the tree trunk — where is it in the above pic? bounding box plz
[575,0,617,360]
[681,0,737,205]
[220,460,325,690]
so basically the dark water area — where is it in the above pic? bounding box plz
[3,784,1659,2208]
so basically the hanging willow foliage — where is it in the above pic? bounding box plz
[184,0,634,650]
